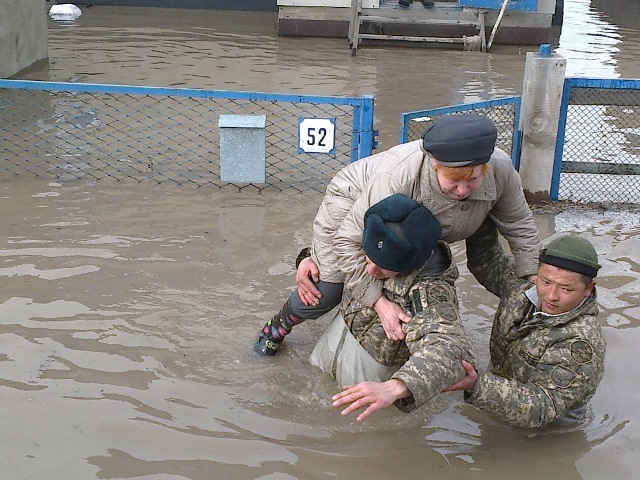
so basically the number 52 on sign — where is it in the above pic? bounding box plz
[298,118,336,154]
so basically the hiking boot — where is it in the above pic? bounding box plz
[399,0,413,7]
[253,305,303,356]
[254,334,283,356]
[422,0,435,7]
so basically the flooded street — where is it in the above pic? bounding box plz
[2,1,640,478]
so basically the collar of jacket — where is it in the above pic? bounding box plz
[418,156,499,214]
[382,242,457,298]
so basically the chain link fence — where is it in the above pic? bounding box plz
[555,78,640,204]
[6,78,640,203]
[0,80,375,193]
[399,96,521,166]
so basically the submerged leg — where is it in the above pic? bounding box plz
[254,303,304,356]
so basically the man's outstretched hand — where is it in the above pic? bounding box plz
[332,379,410,422]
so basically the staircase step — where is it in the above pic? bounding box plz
[358,33,466,43]
[360,15,478,26]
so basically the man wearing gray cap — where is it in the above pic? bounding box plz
[309,194,475,421]
[255,113,540,356]
[443,220,606,428]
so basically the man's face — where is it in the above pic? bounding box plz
[365,255,399,280]
[535,263,595,315]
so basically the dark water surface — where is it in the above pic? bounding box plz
[3,1,640,478]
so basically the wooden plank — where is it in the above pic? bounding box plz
[358,33,465,43]
[349,0,360,46]
[278,0,377,7]
[361,15,478,26]
[486,0,509,50]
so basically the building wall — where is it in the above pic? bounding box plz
[86,0,278,11]
[0,0,48,78]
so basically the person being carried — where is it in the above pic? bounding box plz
[310,193,475,422]
[443,219,606,428]
[254,114,540,356]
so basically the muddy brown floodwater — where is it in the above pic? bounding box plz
[2,2,640,479]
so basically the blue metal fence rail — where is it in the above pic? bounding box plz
[553,77,640,203]
[0,79,375,193]
[399,96,522,167]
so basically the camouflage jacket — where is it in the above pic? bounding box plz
[465,221,606,428]
[341,242,475,412]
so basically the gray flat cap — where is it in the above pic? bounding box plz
[421,114,498,167]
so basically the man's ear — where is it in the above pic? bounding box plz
[584,281,596,298]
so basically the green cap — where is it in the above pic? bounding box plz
[539,234,601,278]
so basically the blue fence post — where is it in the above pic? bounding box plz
[538,43,552,57]
[351,95,375,162]
[351,103,363,163]
[551,78,572,200]
[400,113,410,144]
[511,98,523,170]
[359,95,375,160]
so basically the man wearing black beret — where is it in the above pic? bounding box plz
[443,220,606,428]
[310,194,475,421]
[255,113,540,357]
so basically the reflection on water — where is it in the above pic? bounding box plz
[556,0,622,77]
[4,1,640,478]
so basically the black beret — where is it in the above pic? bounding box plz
[421,114,498,166]
[362,194,441,273]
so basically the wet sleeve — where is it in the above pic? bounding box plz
[486,151,541,278]
[391,282,475,412]
[465,218,526,300]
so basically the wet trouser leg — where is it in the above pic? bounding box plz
[254,281,343,356]
[287,281,344,318]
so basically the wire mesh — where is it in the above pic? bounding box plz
[401,99,519,159]
[559,85,640,204]
[0,82,373,193]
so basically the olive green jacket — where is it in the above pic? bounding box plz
[465,221,606,428]
[341,242,475,412]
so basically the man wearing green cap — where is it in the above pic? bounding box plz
[443,220,606,428]
[310,194,475,422]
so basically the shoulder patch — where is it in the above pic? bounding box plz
[434,302,458,321]
[570,340,594,364]
[427,284,455,304]
[550,365,577,388]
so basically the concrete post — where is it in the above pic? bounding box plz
[518,44,567,202]
[218,114,267,184]
[0,0,48,78]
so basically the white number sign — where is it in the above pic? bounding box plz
[298,118,336,154]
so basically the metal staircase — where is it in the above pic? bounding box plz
[349,0,488,55]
